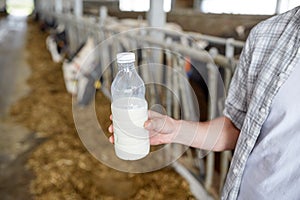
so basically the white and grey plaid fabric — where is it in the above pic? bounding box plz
[222,6,300,200]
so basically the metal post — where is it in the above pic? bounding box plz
[193,0,200,11]
[225,38,234,58]
[205,65,218,191]
[55,0,63,14]
[225,38,235,89]
[275,0,283,14]
[218,38,235,192]
[148,0,166,28]
[147,0,166,98]
[34,0,39,14]
[74,0,83,17]
[204,48,220,191]
[64,0,71,14]
[99,6,108,26]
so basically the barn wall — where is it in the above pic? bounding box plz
[84,3,270,39]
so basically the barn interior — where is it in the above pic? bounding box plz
[0,0,298,199]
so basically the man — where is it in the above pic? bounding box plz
[109,6,300,199]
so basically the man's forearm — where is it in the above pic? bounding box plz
[172,116,240,151]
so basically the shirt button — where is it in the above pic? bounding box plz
[233,168,238,175]
[279,73,285,78]
[277,80,283,87]
[277,73,285,86]
[267,98,272,105]
[242,154,247,161]
[260,107,266,113]
[246,139,252,147]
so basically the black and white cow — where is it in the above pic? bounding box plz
[62,36,101,106]
[46,24,68,63]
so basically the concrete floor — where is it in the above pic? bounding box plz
[0,15,30,117]
[0,15,36,200]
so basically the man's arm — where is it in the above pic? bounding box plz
[108,110,240,151]
[143,111,240,151]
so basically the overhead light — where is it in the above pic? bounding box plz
[119,0,171,12]
[6,0,34,16]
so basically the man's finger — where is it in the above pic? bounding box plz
[144,116,173,134]
[109,135,114,144]
[108,124,113,133]
[148,110,165,119]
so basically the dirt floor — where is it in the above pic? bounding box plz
[3,16,196,199]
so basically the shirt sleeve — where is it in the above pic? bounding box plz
[223,29,255,130]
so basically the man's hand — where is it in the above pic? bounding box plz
[144,110,179,145]
[108,110,178,145]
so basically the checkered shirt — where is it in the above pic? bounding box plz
[222,6,300,200]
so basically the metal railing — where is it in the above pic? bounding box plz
[36,0,244,199]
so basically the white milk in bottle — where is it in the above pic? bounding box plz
[111,97,149,160]
[111,52,149,160]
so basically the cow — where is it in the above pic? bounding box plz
[46,24,68,63]
[62,36,101,106]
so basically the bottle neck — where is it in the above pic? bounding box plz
[118,62,135,72]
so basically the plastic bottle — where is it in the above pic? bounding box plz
[111,52,149,160]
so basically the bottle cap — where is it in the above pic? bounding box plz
[117,52,135,63]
